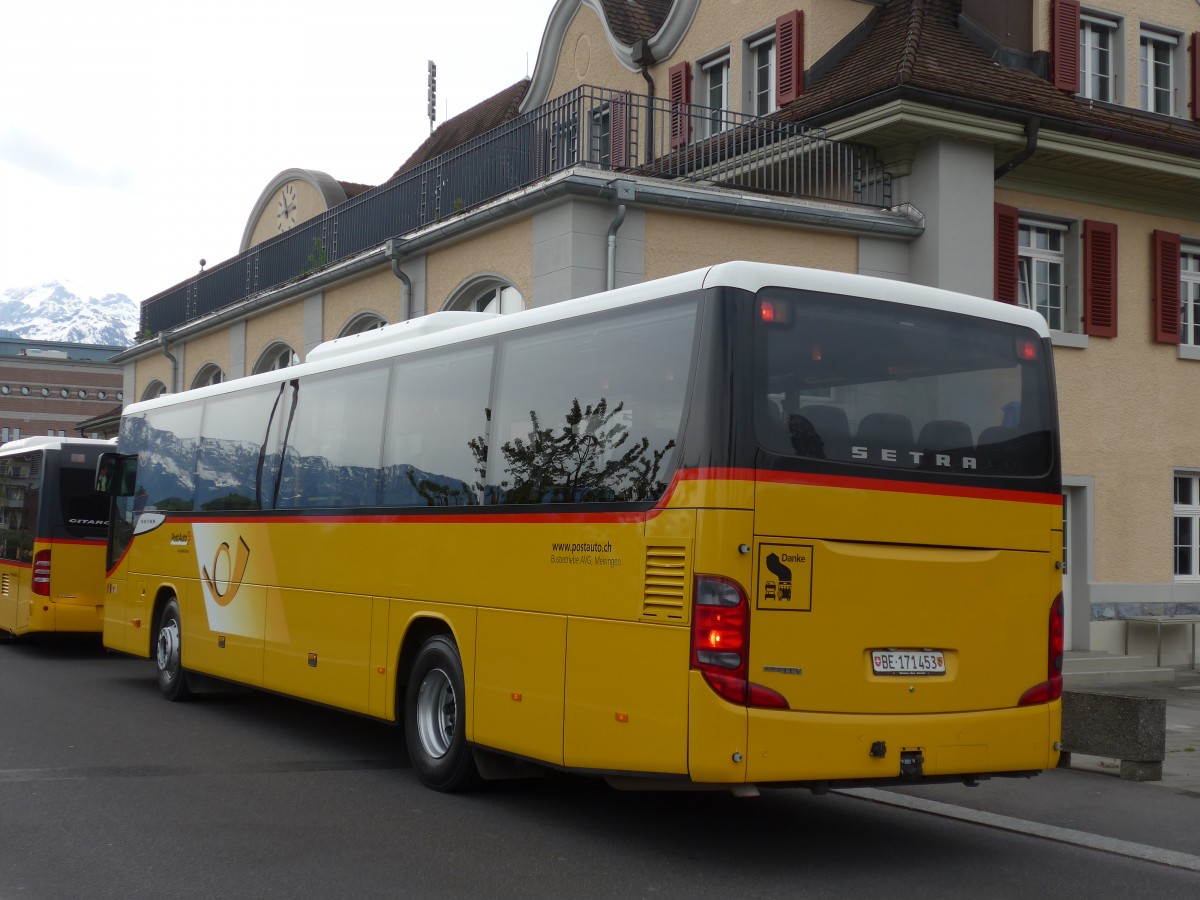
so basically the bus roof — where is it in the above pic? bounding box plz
[0,436,117,456]
[123,262,1050,419]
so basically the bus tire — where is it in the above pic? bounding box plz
[156,596,193,702]
[404,634,480,792]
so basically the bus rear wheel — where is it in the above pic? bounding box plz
[156,597,193,702]
[404,634,479,792]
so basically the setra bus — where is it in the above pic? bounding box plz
[97,262,1063,792]
[0,436,114,639]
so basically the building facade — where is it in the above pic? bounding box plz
[0,338,124,442]
[111,0,1200,664]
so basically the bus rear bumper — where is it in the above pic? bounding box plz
[41,600,104,634]
[741,702,1061,785]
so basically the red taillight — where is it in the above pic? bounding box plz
[691,575,788,709]
[1019,593,1064,706]
[32,549,51,597]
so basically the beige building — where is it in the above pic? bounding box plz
[112,0,1200,668]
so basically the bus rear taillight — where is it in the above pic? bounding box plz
[32,549,51,597]
[1018,593,1064,706]
[691,575,788,709]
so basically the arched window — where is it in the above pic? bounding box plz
[338,313,387,338]
[253,342,298,374]
[141,380,168,401]
[191,365,224,389]
[446,277,526,314]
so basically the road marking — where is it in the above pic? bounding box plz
[837,787,1200,873]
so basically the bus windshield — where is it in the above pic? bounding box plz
[754,288,1055,478]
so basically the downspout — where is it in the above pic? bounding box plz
[994,116,1041,180]
[384,238,412,321]
[606,181,635,291]
[631,39,656,156]
[158,333,178,394]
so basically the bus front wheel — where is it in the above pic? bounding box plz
[156,597,193,702]
[404,635,479,792]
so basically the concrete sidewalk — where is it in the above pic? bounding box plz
[1061,668,1200,793]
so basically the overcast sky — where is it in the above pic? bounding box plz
[0,0,560,300]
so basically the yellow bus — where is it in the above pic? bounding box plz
[0,436,114,639]
[98,262,1062,793]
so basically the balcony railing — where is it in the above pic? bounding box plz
[141,86,892,336]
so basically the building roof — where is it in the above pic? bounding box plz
[598,0,673,45]
[391,79,531,178]
[779,0,1200,157]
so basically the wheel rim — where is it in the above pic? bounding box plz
[416,667,456,759]
[157,617,180,683]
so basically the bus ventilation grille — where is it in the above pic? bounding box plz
[0,573,9,597]
[643,545,689,622]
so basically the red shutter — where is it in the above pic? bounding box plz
[1153,230,1182,344]
[776,10,805,106]
[994,203,1020,304]
[1083,220,1118,337]
[1050,0,1080,93]
[668,61,692,148]
[610,92,630,168]
[1191,33,1200,122]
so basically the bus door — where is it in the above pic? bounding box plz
[0,450,39,634]
[97,452,143,653]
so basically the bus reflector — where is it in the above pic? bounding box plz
[1018,594,1064,706]
[691,575,789,710]
[32,549,51,596]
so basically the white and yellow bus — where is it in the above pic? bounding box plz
[98,262,1063,792]
[0,436,114,639]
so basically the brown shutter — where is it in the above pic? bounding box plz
[1191,33,1200,122]
[610,92,630,168]
[1050,0,1080,93]
[668,61,692,149]
[776,10,805,106]
[1083,220,1118,337]
[994,203,1020,304]
[1153,230,1182,344]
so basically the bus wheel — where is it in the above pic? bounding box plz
[404,635,479,792]
[156,597,193,702]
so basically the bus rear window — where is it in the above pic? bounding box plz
[754,289,1055,477]
[58,467,110,532]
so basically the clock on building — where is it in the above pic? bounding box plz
[276,183,298,231]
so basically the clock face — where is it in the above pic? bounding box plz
[276,183,298,232]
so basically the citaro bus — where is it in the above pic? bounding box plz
[98,262,1062,792]
[0,436,114,639]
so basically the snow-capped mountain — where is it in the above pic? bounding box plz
[0,281,138,346]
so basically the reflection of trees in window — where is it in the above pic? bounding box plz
[478,397,675,504]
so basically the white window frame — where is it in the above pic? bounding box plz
[1182,243,1200,348]
[745,31,776,116]
[1079,12,1122,104]
[1175,472,1200,581]
[700,53,731,137]
[1139,26,1182,116]
[1018,217,1082,335]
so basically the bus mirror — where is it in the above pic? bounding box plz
[96,453,137,498]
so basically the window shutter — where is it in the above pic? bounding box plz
[1083,220,1118,337]
[776,10,805,106]
[1191,33,1200,122]
[611,92,630,168]
[1050,0,1080,93]
[668,61,692,148]
[1153,230,1182,344]
[994,203,1020,304]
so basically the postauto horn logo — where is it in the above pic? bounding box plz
[201,536,250,608]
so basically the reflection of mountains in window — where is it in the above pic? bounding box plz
[484,398,675,504]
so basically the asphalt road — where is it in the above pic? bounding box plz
[2,635,1198,899]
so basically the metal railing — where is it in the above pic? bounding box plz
[141,86,891,336]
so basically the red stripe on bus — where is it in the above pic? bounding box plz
[673,467,1061,505]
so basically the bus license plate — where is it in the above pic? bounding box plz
[872,650,946,676]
